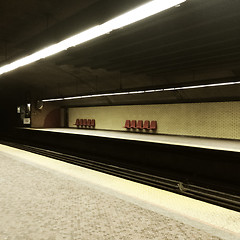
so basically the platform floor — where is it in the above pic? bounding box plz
[29,127,240,152]
[0,144,240,240]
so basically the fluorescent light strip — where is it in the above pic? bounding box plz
[42,80,240,102]
[43,98,65,102]
[0,0,185,75]
[63,96,83,100]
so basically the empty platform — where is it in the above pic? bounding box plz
[0,144,239,240]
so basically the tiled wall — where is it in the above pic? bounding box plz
[68,101,240,139]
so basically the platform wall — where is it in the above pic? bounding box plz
[31,102,61,128]
[68,101,240,140]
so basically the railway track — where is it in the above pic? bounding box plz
[1,140,240,212]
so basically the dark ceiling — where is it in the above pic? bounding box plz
[0,0,240,106]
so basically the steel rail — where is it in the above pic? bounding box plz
[1,140,239,212]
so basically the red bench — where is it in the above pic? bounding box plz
[91,119,95,127]
[87,119,92,127]
[136,120,143,129]
[143,120,150,129]
[83,119,87,127]
[74,119,80,128]
[124,120,131,129]
[150,120,157,130]
[79,119,83,127]
[124,120,157,130]
[131,120,137,129]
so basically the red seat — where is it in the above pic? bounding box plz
[83,119,87,127]
[150,120,157,130]
[143,120,150,129]
[131,120,137,129]
[87,119,91,127]
[124,120,131,129]
[74,119,80,128]
[136,120,143,129]
[79,119,83,127]
[91,119,95,127]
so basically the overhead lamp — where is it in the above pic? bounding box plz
[42,80,240,102]
[0,0,186,75]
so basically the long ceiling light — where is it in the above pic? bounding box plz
[42,80,240,102]
[0,0,186,75]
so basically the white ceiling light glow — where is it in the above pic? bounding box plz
[0,0,186,75]
[42,81,240,102]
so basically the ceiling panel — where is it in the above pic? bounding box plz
[0,0,240,105]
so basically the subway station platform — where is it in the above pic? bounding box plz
[0,144,240,240]
[3,127,239,202]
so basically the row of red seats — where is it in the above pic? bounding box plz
[124,120,157,130]
[74,119,95,128]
